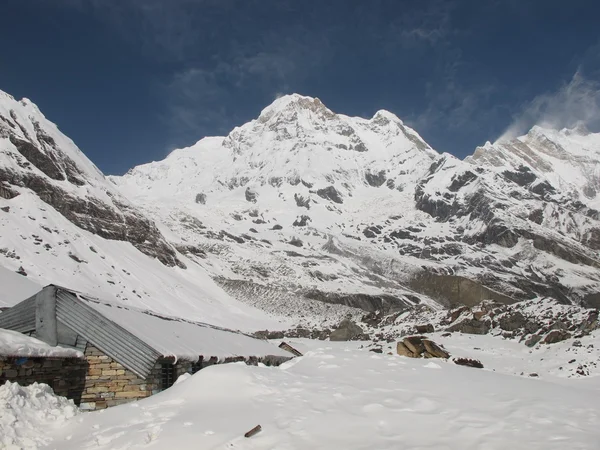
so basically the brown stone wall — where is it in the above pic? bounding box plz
[80,344,157,410]
[0,356,87,403]
[81,345,193,410]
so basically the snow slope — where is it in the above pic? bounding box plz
[47,340,600,449]
[0,264,40,307]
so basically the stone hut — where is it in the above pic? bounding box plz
[0,327,86,403]
[0,285,291,410]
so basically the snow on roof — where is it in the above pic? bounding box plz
[0,265,41,308]
[76,294,290,361]
[0,328,83,358]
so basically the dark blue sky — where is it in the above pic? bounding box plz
[2,0,600,174]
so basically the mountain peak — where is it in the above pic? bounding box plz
[257,94,335,124]
[371,109,403,125]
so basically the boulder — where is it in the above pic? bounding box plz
[396,341,418,358]
[329,319,365,341]
[542,329,571,344]
[453,357,484,369]
[403,336,426,355]
[525,334,543,348]
[422,339,450,359]
[397,337,450,359]
[415,323,434,334]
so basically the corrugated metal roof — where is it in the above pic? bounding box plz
[73,293,291,362]
[3,285,292,379]
[0,294,36,333]
[56,290,160,378]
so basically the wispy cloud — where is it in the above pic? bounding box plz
[497,70,600,142]
[162,25,333,145]
[388,0,455,48]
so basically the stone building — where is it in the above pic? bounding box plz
[0,327,86,403]
[0,285,291,410]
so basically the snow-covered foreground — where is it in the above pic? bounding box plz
[0,382,79,449]
[45,339,600,450]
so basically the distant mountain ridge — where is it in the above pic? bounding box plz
[1,90,599,330]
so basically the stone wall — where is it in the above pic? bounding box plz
[80,344,192,410]
[0,355,87,403]
[2,344,280,412]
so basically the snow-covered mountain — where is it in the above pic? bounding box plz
[113,94,600,313]
[1,90,599,330]
[0,89,286,330]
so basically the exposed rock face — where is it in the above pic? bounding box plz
[410,273,516,308]
[293,215,311,227]
[294,193,310,208]
[304,291,412,314]
[365,170,386,187]
[316,186,343,204]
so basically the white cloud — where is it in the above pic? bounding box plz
[497,70,600,142]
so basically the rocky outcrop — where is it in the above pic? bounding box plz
[245,187,258,203]
[364,170,386,187]
[0,113,184,268]
[304,290,412,314]
[0,167,182,267]
[293,215,311,227]
[316,186,343,204]
[409,273,516,308]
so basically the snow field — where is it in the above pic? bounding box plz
[47,340,600,449]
